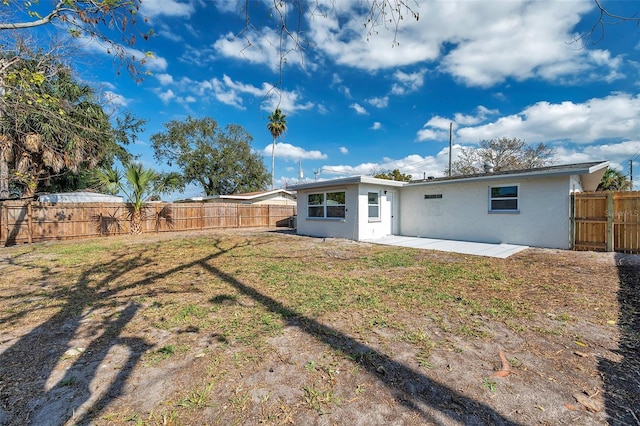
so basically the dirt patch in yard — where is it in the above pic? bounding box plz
[0,229,638,425]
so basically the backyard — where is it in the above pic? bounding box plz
[0,229,638,425]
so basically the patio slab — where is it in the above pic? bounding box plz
[362,235,528,259]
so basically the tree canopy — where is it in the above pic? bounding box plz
[374,169,413,182]
[447,137,556,176]
[151,117,270,196]
[267,108,287,190]
[1,0,151,79]
[0,50,140,198]
[596,167,632,191]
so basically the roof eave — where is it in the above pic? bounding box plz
[408,161,609,187]
[288,176,407,191]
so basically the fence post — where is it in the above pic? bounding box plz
[27,201,33,244]
[570,193,575,250]
[606,192,614,252]
[1,202,5,246]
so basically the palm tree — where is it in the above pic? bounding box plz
[597,167,632,191]
[267,108,287,190]
[93,163,173,234]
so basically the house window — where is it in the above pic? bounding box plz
[308,191,346,218]
[368,191,380,220]
[489,185,519,212]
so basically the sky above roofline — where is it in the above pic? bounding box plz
[20,0,640,197]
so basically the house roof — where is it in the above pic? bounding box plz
[288,176,407,191]
[174,188,295,203]
[289,161,609,192]
[36,191,124,203]
[408,161,609,187]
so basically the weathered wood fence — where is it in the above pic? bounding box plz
[0,201,296,246]
[571,191,640,253]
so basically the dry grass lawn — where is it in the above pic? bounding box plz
[0,229,638,425]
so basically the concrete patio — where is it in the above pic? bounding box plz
[363,235,528,259]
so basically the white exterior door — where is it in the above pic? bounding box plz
[387,192,397,235]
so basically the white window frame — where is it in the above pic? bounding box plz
[368,191,380,221]
[489,184,519,213]
[307,191,346,219]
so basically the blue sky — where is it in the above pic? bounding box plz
[66,0,640,197]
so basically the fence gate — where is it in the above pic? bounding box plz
[572,191,640,253]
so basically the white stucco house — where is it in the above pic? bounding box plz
[288,161,609,249]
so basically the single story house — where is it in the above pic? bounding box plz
[174,189,296,205]
[36,191,124,203]
[288,161,609,249]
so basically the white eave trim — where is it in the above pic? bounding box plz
[288,176,407,191]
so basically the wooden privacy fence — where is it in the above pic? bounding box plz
[571,191,640,253]
[0,201,296,246]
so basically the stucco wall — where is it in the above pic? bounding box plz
[296,185,360,240]
[399,175,573,249]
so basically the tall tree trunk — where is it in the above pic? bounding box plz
[1,56,24,199]
[0,147,8,199]
[271,138,275,190]
[130,209,143,235]
[0,60,9,199]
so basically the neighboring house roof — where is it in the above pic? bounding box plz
[174,189,296,203]
[290,161,609,192]
[288,176,407,191]
[37,191,124,203]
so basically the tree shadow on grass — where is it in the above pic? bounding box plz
[196,241,523,425]
[1,236,524,425]
[600,254,640,425]
[0,242,233,426]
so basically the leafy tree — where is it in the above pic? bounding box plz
[374,169,413,182]
[447,137,556,176]
[151,117,270,196]
[0,0,150,77]
[0,52,140,198]
[267,108,287,190]
[92,163,180,234]
[596,167,632,191]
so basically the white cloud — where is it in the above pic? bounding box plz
[305,1,621,87]
[554,140,640,167]
[102,91,129,108]
[155,73,175,86]
[317,150,452,180]
[350,103,368,115]
[181,95,196,104]
[187,75,314,113]
[391,69,426,95]
[416,128,439,142]
[339,147,349,154]
[158,89,175,104]
[141,0,195,18]
[78,36,168,72]
[371,122,382,130]
[214,27,311,72]
[456,93,640,144]
[155,23,185,42]
[262,143,328,161]
[261,87,315,114]
[367,96,389,108]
